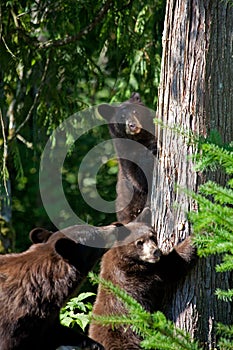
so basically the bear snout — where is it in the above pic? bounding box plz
[126,117,142,135]
[140,240,161,263]
[129,122,137,131]
[153,248,162,261]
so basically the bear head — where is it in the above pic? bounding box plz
[97,92,155,146]
[29,222,157,274]
[29,223,122,275]
[114,222,161,264]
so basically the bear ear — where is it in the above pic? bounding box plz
[54,238,105,273]
[55,238,88,270]
[29,227,53,243]
[129,92,142,104]
[54,238,77,264]
[97,104,117,121]
[134,207,152,225]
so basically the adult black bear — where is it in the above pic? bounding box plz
[98,93,157,224]
[0,223,122,350]
[89,224,196,350]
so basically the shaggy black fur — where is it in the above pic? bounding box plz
[98,93,157,224]
[89,224,196,350]
[0,224,122,350]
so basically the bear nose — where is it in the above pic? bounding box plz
[153,249,161,258]
[129,122,137,131]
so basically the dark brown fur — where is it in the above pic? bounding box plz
[0,224,123,350]
[89,224,196,350]
[98,93,157,224]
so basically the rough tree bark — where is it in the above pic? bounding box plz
[151,1,233,348]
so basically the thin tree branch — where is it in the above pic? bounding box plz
[12,54,50,138]
[0,4,2,42]
[16,134,33,149]
[37,0,113,49]
[0,109,9,196]
[2,36,17,59]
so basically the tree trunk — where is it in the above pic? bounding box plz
[151,1,233,348]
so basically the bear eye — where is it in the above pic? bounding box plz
[136,239,144,247]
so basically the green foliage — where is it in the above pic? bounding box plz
[188,140,233,347]
[61,124,118,227]
[0,0,164,251]
[194,142,233,174]
[190,143,233,301]
[215,288,233,302]
[216,323,233,349]
[89,272,200,350]
[60,292,95,332]
[221,0,233,8]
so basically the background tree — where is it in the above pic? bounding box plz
[151,0,233,348]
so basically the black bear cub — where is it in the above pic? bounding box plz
[0,223,122,350]
[98,93,157,224]
[0,222,156,350]
[89,223,196,350]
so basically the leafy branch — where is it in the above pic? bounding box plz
[187,139,233,349]
[37,0,113,49]
[12,54,51,139]
[60,292,95,332]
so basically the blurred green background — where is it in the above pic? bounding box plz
[0,0,165,252]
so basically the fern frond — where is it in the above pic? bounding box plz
[215,288,233,302]
[92,314,136,327]
[192,227,233,257]
[190,193,233,234]
[187,140,233,348]
[154,118,197,145]
[216,255,233,273]
[217,339,233,350]
[217,323,233,337]
[217,323,233,349]
[198,181,233,205]
[195,143,233,174]
[89,272,148,316]
[89,273,200,350]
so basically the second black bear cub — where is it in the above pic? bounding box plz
[98,93,157,224]
[89,223,196,350]
[0,222,155,350]
[0,224,122,350]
